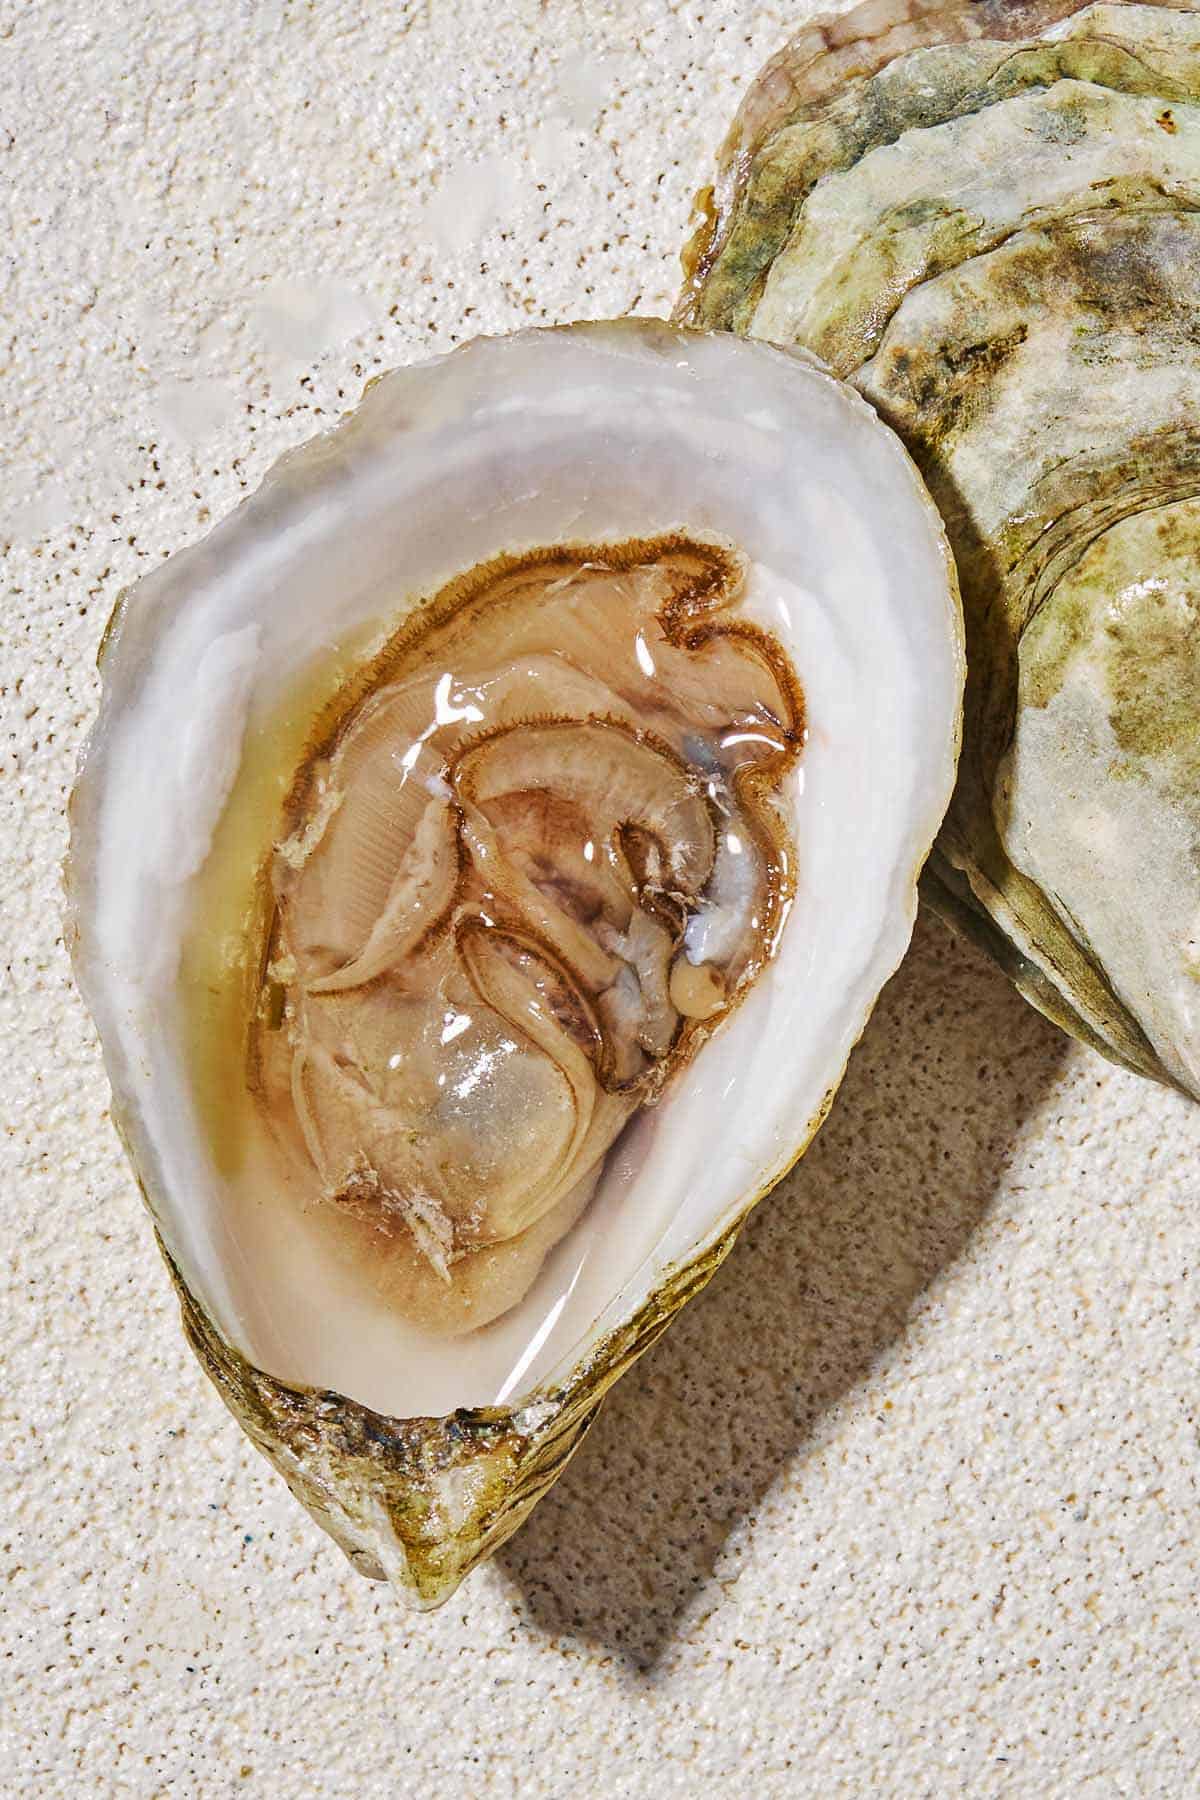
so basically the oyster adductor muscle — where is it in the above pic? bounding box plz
[678,0,1200,1098]
[68,322,962,1602]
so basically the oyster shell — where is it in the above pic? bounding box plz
[678,0,1200,1098]
[68,320,962,1602]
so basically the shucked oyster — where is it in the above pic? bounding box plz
[678,0,1200,1098]
[258,536,801,1337]
[68,321,962,1602]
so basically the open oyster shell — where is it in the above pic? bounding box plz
[68,320,962,1603]
[678,0,1200,1099]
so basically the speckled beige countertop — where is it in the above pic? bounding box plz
[4,2,1200,1794]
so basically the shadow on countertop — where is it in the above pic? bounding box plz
[493,909,1072,1672]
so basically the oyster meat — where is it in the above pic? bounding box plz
[69,321,962,1602]
[678,0,1200,1098]
[256,536,801,1339]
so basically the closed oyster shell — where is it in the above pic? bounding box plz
[677,0,1109,332]
[67,321,962,1604]
[678,0,1200,1098]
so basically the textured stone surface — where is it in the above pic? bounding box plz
[4,2,1200,1794]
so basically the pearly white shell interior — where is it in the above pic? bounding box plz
[70,322,961,1416]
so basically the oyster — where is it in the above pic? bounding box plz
[678,0,1200,1098]
[68,320,962,1602]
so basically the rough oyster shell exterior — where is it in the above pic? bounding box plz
[678,0,1200,1098]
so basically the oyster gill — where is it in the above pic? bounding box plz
[677,0,1200,1098]
[68,321,962,1602]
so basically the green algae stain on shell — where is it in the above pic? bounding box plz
[676,2,1199,336]
[1017,495,1200,763]
[1102,504,1200,780]
[749,79,1200,375]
